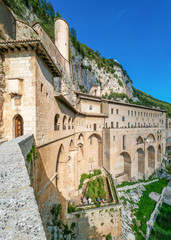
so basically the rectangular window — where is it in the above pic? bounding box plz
[135,111,136,116]
[138,112,140,116]
[113,135,115,141]
[116,122,119,128]
[111,122,114,128]
[128,110,130,115]
[131,111,133,115]
[122,117,125,121]
[128,122,130,128]
[116,109,119,114]
[111,108,113,114]
[94,124,97,131]
[106,123,108,128]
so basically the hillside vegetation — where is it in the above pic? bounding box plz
[3,0,171,117]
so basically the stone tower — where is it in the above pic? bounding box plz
[55,18,69,62]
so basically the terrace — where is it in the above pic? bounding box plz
[68,170,120,213]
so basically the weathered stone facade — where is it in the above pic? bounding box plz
[0,1,168,239]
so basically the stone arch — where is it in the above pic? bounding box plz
[87,133,102,169]
[78,143,84,161]
[115,152,131,180]
[14,114,23,138]
[148,146,155,168]
[137,148,145,176]
[137,136,143,144]
[56,144,65,173]
[69,139,74,151]
[157,145,162,163]
[56,144,67,192]
[78,133,84,144]
[63,115,67,130]
[54,114,60,130]
[147,134,155,143]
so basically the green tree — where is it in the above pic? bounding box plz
[56,9,62,18]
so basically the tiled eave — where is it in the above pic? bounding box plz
[0,40,62,77]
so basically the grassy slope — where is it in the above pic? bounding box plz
[149,202,171,240]
[131,179,168,239]
[3,0,171,117]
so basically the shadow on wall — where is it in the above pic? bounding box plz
[34,146,68,238]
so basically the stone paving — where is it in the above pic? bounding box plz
[0,135,46,240]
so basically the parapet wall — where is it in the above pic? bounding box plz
[0,134,46,240]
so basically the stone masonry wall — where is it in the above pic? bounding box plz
[67,204,122,240]
[0,134,46,240]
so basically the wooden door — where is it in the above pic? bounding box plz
[15,115,23,138]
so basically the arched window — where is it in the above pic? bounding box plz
[137,136,143,144]
[68,117,71,129]
[72,118,74,129]
[14,114,23,138]
[147,134,155,143]
[63,115,67,130]
[54,114,59,130]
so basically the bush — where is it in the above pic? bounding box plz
[79,170,102,189]
[106,233,112,240]
[26,145,35,162]
[85,176,106,202]
[118,79,123,87]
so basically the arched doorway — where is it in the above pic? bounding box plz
[137,148,145,176]
[88,134,102,170]
[148,146,155,169]
[115,152,131,180]
[14,114,23,138]
[157,145,162,164]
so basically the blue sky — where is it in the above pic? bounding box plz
[51,0,171,103]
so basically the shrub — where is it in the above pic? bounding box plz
[85,176,106,202]
[118,79,123,87]
[79,170,102,189]
[106,233,112,240]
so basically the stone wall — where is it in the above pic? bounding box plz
[0,134,46,240]
[67,204,122,240]
[0,0,16,40]
[0,53,5,139]
[4,50,37,140]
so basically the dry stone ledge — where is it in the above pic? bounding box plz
[0,134,46,240]
[149,192,160,202]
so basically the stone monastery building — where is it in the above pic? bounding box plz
[0,1,167,236]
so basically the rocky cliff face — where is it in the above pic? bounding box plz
[69,43,134,98]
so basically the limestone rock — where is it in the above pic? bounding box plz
[149,192,160,202]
